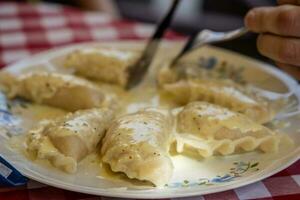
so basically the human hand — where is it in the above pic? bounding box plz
[245,0,300,80]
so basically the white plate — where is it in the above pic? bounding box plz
[0,41,300,199]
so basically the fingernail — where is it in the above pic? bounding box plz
[245,10,255,29]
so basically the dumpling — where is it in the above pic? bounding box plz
[26,108,114,173]
[174,101,292,157]
[101,108,174,187]
[162,79,275,124]
[64,48,140,87]
[177,101,273,140]
[0,71,110,111]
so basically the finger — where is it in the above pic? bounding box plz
[278,0,300,5]
[257,33,300,66]
[276,62,300,80]
[245,5,300,36]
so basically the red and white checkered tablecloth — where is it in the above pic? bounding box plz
[0,1,181,68]
[0,2,299,200]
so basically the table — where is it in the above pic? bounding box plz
[0,2,299,200]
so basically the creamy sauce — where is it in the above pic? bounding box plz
[194,103,236,120]
[119,120,161,146]
[212,86,257,105]
[6,78,178,184]
[81,48,136,61]
[11,103,66,131]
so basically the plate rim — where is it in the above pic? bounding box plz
[5,147,298,199]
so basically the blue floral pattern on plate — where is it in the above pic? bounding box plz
[178,55,246,84]
[166,161,259,188]
[0,92,23,137]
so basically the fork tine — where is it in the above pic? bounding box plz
[171,28,249,67]
[192,27,249,50]
[171,32,198,65]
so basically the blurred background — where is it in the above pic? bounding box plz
[3,0,277,62]
[46,0,277,62]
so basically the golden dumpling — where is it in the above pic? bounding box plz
[27,108,114,173]
[174,101,292,157]
[64,48,140,87]
[162,79,275,124]
[101,108,173,187]
[0,71,111,111]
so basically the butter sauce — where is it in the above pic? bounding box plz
[7,80,178,185]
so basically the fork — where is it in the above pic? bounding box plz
[126,0,180,89]
[170,28,300,119]
[171,27,249,66]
